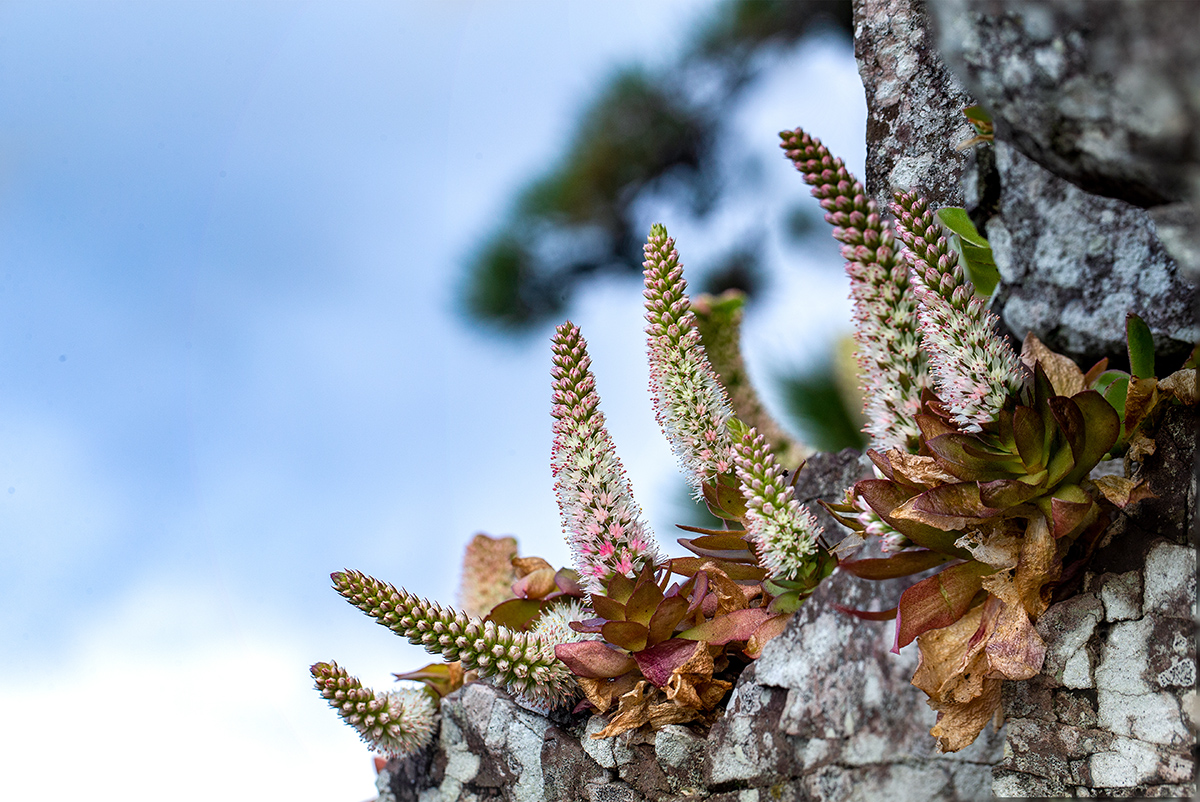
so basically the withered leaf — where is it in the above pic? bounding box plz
[885,448,962,487]
[1091,475,1155,508]
[930,676,1003,753]
[1020,333,1085,397]
[1158,368,1198,405]
[577,673,640,715]
[511,556,554,578]
[699,561,749,615]
[1012,513,1059,618]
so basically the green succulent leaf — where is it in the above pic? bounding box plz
[601,620,650,652]
[590,594,627,623]
[647,595,690,645]
[702,477,749,521]
[606,572,636,605]
[1060,390,1121,485]
[1126,314,1156,380]
[554,640,637,679]
[978,477,1044,508]
[893,561,994,653]
[1012,405,1046,470]
[925,433,1023,481]
[839,550,951,580]
[485,598,544,631]
[624,576,666,627]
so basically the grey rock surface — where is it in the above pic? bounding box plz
[930,0,1200,210]
[853,0,977,212]
[993,406,1198,798]
[986,141,1198,368]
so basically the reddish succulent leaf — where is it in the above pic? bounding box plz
[675,523,742,537]
[668,557,766,582]
[1049,493,1095,539]
[916,413,958,441]
[554,641,636,679]
[866,448,895,480]
[902,482,1003,530]
[485,598,543,631]
[744,613,792,658]
[632,638,700,687]
[677,537,758,564]
[624,576,666,627]
[979,477,1043,508]
[511,567,557,600]
[854,479,970,557]
[687,534,756,551]
[893,561,994,653]
[590,594,627,623]
[569,617,606,634]
[832,603,898,621]
[1061,390,1120,484]
[925,434,1021,481]
[1082,357,1109,387]
[1012,405,1046,470]
[554,569,583,597]
[679,607,772,644]
[647,595,690,646]
[839,550,951,580]
[702,478,747,521]
[602,620,649,652]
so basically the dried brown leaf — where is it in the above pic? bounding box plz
[699,562,749,615]
[885,448,961,487]
[664,640,731,711]
[930,677,1003,753]
[1012,514,1059,618]
[512,556,554,578]
[1127,430,1157,463]
[1020,333,1085,397]
[1158,368,1198,405]
[577,673,640,715]
[1091,475,1155,508]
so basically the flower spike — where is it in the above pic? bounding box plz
[551,322,663,587]
[311,661,436,758]
[332,570,576,704]
[891,191,1024,431]
[734,428,822,582]
[780,128,927,453]
[643,224,738,489]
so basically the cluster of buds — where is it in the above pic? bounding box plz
[780,129,927,453]
[311,661,436,758]
[332,570,577,705]
[643,224,738,490]
[551,321,663,587]
[891,191,1024,432]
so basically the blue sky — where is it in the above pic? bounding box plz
[0,3,863,798]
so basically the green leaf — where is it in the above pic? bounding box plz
[484,599,545,631]
[962,104,993,125]
[937,207,988,246]
[601,620,649,652]
[1126,314,1156,379]
[1012,405,1046,470]
[1061,390,1121,485]
[590,594,627,623]
[668,557,766,581]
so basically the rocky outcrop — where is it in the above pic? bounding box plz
[373,3,1198,799]
[378,449,1005,801]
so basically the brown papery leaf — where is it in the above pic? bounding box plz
[885,448,961,487]
[699,562,749,615]
[577,673,640,715]
[665,640,732,711]
[511,556,554,578]
[930,676,1004,753]
[1020,333,1085,397]
[1123,376,1159,433]
[911,604,989,704]
[1158,368,1198,405]
[1126,430,1157,463]
[1091,475,1155,508]
[980,571,1047,680]
[1012,514,1059,618]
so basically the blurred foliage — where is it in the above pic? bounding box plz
[462,0,853,330]
[779,335,867,453]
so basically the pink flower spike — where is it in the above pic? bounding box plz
[551,321,663,589]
